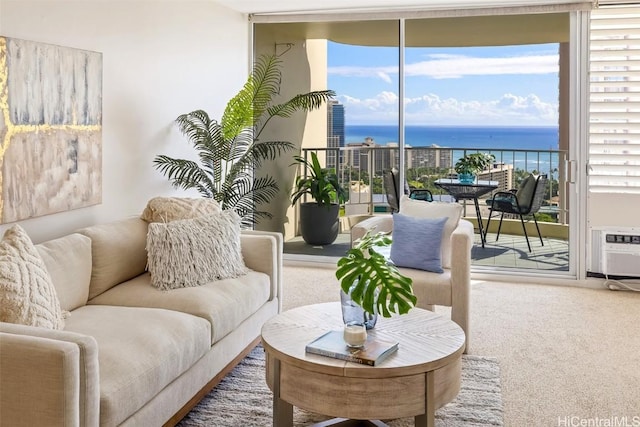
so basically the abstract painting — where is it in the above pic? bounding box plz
[0,36,102,224]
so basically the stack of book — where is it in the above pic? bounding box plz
[305,330,399,366]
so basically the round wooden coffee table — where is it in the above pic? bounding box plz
[261,302,466,427]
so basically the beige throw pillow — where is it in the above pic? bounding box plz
[0,225,65,329]
[141,197,222,223]
[398,195,463,269]
[146,211,248,290]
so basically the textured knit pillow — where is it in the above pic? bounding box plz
[390,214,447,273]
[398,195,463,269]
[141,197,222,223]
[0,225,65,329]
[146,211,248,290]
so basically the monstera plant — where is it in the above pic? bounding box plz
[154,54,335,227]
[335,230,416,321]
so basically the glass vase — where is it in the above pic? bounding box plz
[340,288,378,329]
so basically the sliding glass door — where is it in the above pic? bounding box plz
[253,9,589,278]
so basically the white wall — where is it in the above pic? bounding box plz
[0,0,249,243]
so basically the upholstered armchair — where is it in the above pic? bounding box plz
[350,197,474,353]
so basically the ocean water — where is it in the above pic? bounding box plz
[346,125,559,151]
[345,125,561,175]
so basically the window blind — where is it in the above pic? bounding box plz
[589,5,640,193]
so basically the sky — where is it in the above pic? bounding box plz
[327,42,560,127]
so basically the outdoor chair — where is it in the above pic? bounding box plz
[383,168,433,213]
[485,173,548,252]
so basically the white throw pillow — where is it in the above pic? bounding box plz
[141,197,221,223]
[398,195,463,269]
[146,211,248,290]
[0,225,65,329]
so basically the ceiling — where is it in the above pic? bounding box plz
[213,0,589,15]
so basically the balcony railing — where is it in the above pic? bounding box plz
[297,145,568,226]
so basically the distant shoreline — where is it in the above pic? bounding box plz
[344,124,559,151]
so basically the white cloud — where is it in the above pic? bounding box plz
[338,92,558,126]
[328,65,396,81]
[328,53,558,81]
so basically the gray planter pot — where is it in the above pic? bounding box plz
[299,202,340,246]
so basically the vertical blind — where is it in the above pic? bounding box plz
[589,4,640,193]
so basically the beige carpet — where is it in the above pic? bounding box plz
[282,264,640,427]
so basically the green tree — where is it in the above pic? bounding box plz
[153,54,335,227]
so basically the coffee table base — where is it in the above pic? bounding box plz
[272,358,438,427]
[311,418,389,427]
[311,419,388,427]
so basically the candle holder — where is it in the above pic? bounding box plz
[343,321,367,348]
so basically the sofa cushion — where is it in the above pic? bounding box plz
[399,195,463,269]
[141,196,221,223]
[88,270,270,343]
[390,214,447,273]
[146,211,248,290]
[77,217,149,300]
[63,305,210,427]
[0,225,64,329]
[36,233,92,312]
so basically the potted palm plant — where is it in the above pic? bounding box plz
[335,229,416,328]
[153,54,335,227]
[454,152,495,184]
[290,152,347,245]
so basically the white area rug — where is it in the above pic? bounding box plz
[178,346,503,426]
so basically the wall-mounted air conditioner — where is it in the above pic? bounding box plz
[591,227,640,277]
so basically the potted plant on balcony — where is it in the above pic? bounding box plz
[290,152,347,245]
[454,152,495,184]
[335,229,416,328]
[153,54,335,227]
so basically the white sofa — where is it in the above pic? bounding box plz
[0,217,282,427]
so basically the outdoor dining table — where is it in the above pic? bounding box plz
[434,178,499,248]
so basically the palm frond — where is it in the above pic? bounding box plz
[266,91,336,120]
[230,140,295,172]
[256,90,335,141]
[221,76,255,141]
[226,175,279,207]
[153,156,215,198]
[175,110,211,144]
[252,54,282,119]
[221,54,282,141]
[223,174,278,227]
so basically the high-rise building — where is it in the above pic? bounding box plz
[408,144,453,170]
[478,162,514,193]
[327,99,345,170]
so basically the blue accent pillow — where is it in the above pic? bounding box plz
[390,213,448,273]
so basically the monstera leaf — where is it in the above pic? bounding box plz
[335,231,416,317]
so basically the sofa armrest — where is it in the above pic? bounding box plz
[449,219,474,352]
[350,215,393,245]
[240,231,283,312]
[0,322,100,427]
